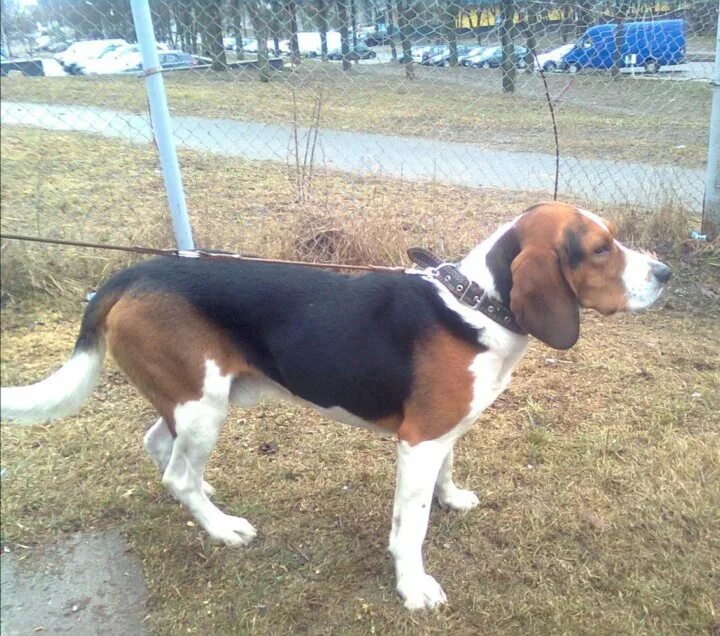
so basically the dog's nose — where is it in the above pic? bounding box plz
[651,262,672,284]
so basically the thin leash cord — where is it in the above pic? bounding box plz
[0,233,406,274]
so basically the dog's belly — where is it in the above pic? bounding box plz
[229,374,398,434]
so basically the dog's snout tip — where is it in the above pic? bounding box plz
[652,262,672,284]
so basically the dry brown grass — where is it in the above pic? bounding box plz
[2,127,720,635]
[0,126,530,309]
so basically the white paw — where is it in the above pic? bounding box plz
[202,480,215,497]
[397,574,447,610]
[437,487,480,512]
[207,515,257,547]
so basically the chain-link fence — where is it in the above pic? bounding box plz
[0,0,717,288]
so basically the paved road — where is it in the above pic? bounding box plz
[1,101,704,209]
[1,531,148,635]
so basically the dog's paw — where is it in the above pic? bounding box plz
[202,480,215,497]
[397,574,447,610]
[207,515,257,547]
[437,487,480,512]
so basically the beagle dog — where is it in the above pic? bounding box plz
[0,202,670,610]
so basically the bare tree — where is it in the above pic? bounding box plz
[386,0,398,61]
[500,0,516,93]
[231,0,245,60]
[201,1,227,70]
[314,0,329,60]
[397,0,415,79]
[284,0,301,65]
[444,0,459,66]
[338,0,352,71]
[248,0,272,82]
[522,7,538,71]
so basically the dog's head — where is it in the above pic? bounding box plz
[504,202,670,350]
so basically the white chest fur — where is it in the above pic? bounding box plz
[468,342,527,421]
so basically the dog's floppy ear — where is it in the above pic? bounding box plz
[510,246,579,350]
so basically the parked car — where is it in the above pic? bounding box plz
[289,31,342,57]
[419,45,448,64]
[78,43,168,75]
[427,44,483,67]
[327,43,377,60]
[466,45,527,68]
[396,49,414,63]
[121,50,198,74]
[364,26,398,47]
[534,43,574,72]
[35,40,70,53]
[57,39,127,73]
[411,46,430,63]
[459,46,486,65]
[243,39,283,55]
[561,19,685,74]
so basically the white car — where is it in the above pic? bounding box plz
[56,39,127,72]
[78,43,168,75]
[243,39,281,54]
[534,43,574,72]
[292,31,342,58]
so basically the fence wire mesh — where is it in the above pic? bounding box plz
[0,0,717,296]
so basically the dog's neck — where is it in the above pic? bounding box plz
[457,221,521,308]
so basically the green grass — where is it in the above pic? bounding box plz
[2,126,719,635]
[0,61,710,167]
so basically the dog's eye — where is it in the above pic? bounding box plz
[594,244,611,255]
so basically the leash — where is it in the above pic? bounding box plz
[0,233,405,274]
[1,233,526,335]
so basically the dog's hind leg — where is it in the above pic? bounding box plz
[144,417,214,496]
[433,446,479,512]
[162,360,256,546]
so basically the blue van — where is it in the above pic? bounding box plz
[562,19,685,73]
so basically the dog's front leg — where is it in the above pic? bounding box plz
[388,439,449,610]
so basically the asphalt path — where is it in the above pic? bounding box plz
[1,100,704,209]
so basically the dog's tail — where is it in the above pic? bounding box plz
[1,288,122,425]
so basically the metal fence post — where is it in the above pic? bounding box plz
[129,0,195,250]
[702,9,720,238]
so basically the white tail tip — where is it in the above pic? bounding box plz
[1,346,105,425]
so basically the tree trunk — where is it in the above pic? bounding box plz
[285,0,301,65]
[473,9,483,46]
[397,0,415,79]
[316,0,329,60]
[270,0,282,56]
[446,2,458,66]
[350,0,358,64]
[387,0,398,61]
[561,3,572,44]
[233,0,245,60]
[523,11,537,71]
[500,0,516,93]
[249,2,272,82]
[204,1,227,71]
[338,0,352,71]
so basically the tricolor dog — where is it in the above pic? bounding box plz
[1,202,670,610]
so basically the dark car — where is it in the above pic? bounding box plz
[467,45,528,69]
[364,26,398,47]
[327,43,377,60]
[427,44,483,67]
[124,50,198,73]
[158,51,197,70]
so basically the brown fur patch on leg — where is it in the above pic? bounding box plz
[105,293,253,431]
[398,329,484,445]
